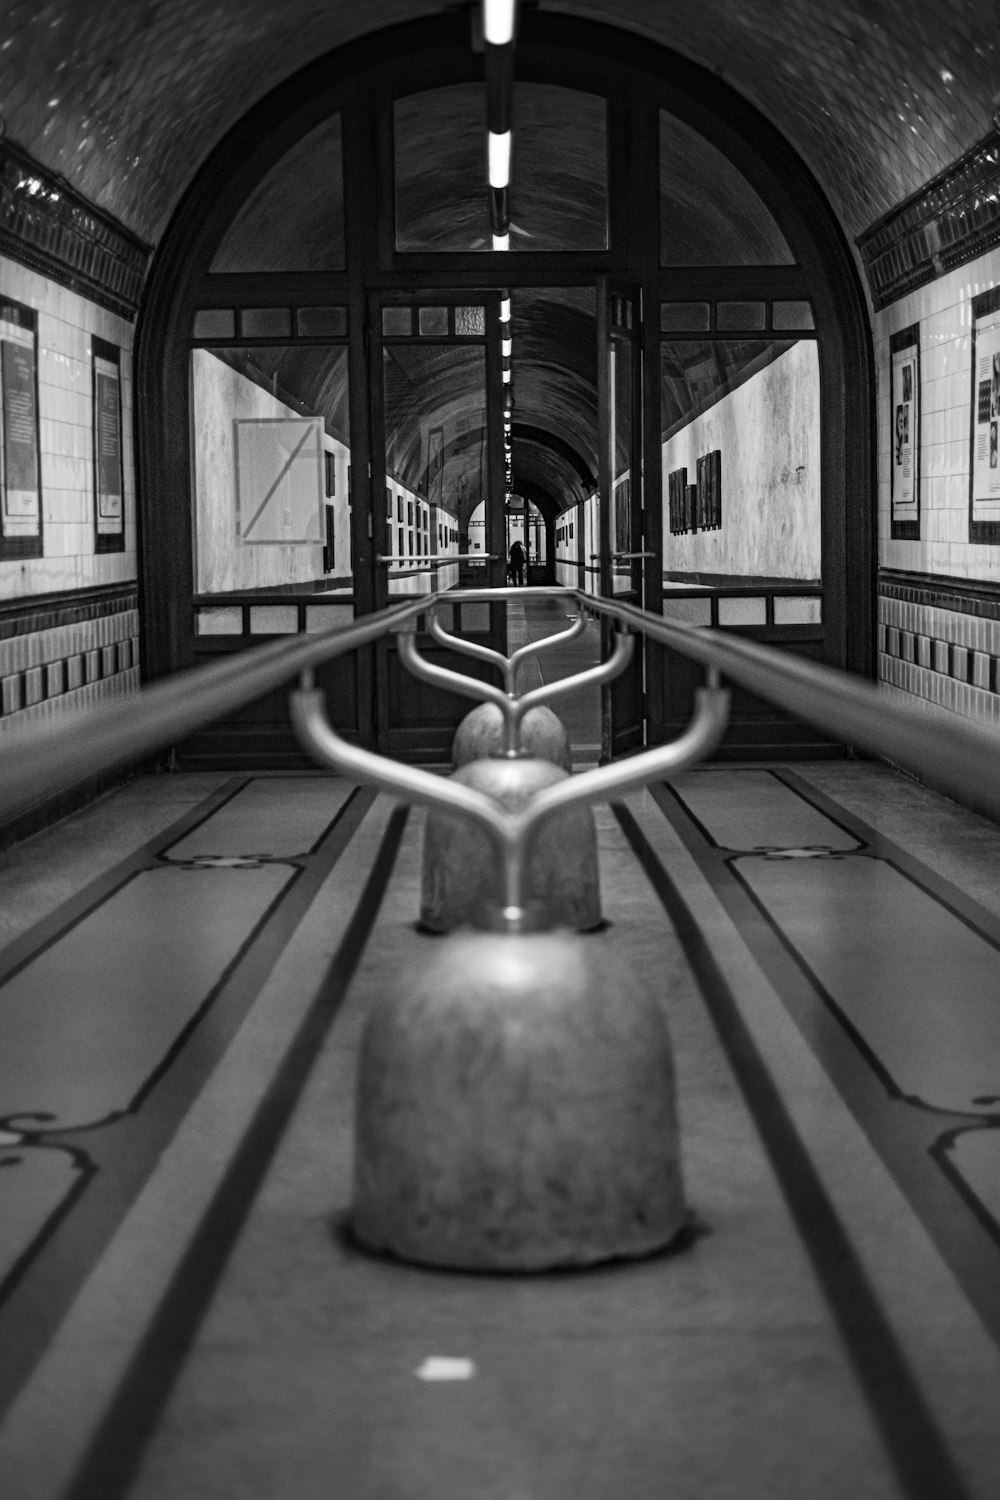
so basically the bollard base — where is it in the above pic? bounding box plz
[420,759,602,933]
[452,702,572,771]
[351,929,687,1271]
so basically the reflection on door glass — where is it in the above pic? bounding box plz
[191,345,352,598]
[210,116,345,273]
[610,339,634,594]
[395,86,488,251]
[382,342,486,595]
[660,111,793,266]
[393,84,607,252]
[509,85,608,251]
[660,339,820,586]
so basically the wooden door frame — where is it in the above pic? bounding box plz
[134,9,873,762]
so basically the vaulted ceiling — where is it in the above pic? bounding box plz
[1,0,996,248]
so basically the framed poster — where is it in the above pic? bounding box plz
[890,324,920,540]
[92,336,125,553]
[970,288,1000,542]
[427,425,444,508]
[0,298,42,559]
[696,449,722,530]
[668,466,688,535]
[234,416,325,544]
[614,472,631,554]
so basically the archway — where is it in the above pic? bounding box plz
[136,10,872,763]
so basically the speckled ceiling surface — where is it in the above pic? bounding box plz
[0,0,995,246]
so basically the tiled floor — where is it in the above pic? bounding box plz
[1,612,1000,1496]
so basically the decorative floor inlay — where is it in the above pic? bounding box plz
[652,767,1000,1342]
[0,774,374,1419]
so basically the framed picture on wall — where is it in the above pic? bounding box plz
[92,336,125,553]
[890,324,920,540]
[427,425,444,508]
[970,289,1000,542]
[0,298,42,560]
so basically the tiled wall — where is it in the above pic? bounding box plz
[1,257,136,599]
[879,584,1000,727]
[875,246,1000,727]
[0,590,140,737]
[0,255,139,746]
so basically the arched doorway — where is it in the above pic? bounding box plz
[136,11,872,765]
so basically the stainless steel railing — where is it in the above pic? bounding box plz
[2,585,1000,829]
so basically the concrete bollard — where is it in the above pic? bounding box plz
[452,701,572,771]
[351,927,688,1270]
[419,758,601,933]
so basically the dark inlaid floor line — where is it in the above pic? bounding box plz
[0,781,374,1423]
[613,800,975,1500]
[0,777,252,986]
[775,767,1000,949]
[648,777,1000,1355]
[60,804,410,1500]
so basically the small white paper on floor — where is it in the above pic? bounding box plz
[415,1356,476,1380]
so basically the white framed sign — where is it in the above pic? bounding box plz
[234,416,326,545]
[0,299,42,557]
[970,288,1000,541]
[890,324,919,539]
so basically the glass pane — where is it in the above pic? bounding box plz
[240,307,292,339]
[395,85,488,251]
[211,115,345,272]
[661,302,711,333]
[455,306,486,337]
[192,309,235,340]
[191,345,352,597]
[296,306,348,338]
[393,83,607,253]
[508,84,608,251]
[610,339,633,594]
[661,339,820,589]
[382,343,485,595]
[773,300,816,331]
[382,307,412,337]
[418,306,449,336]
[508,285,597,526]
[660,110,794,266]
[717,301,767,332]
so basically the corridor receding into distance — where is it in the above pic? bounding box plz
[1,2,1000,1497]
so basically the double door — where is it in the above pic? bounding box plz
[182,281,654,766]
[364,281,654,762]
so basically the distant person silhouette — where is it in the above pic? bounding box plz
[508,538,526,586]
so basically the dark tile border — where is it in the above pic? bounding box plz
[0,141,149,321]
[857,129,1000,312]
[879,569,1000,623]
[0,584,138,644]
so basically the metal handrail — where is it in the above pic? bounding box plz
[427,598,590,694]
[375,553,496,565]
[398,623,634,756]
[3,584,1000,829]
[290,676,730,927]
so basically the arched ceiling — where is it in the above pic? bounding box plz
[0,0,996,248]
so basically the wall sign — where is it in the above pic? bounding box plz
[970,288,1000,543]
[696,448,722,530]
[92,335,125,552]
[0,299,42,559]
[234,416,325,544]
[890,323,920,540]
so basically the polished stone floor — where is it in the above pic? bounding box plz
[1,604,999,1498]
[0,757,998,1498]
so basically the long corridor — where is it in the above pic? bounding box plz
[1,724,1000,1496]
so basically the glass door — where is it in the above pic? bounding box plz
[369,291,507,760]
[598,278,647,758]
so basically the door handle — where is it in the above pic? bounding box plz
[612,551,655,561]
